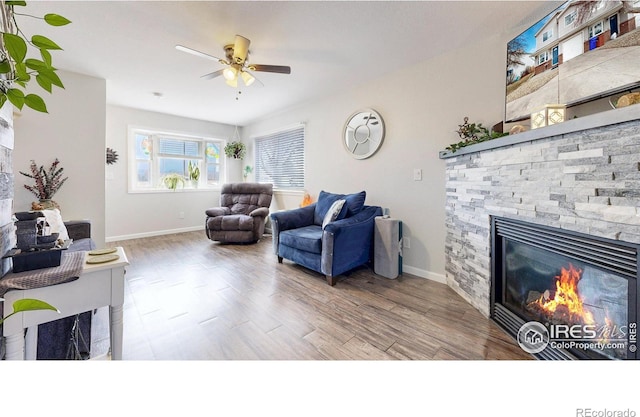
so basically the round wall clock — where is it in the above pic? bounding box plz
[343,109,385,159]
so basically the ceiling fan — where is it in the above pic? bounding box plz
[176,35,291,88]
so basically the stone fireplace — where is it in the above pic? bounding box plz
[441,107,640,358]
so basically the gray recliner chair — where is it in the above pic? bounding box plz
[205,183,273,243]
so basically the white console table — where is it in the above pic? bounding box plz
[2,247,129,360]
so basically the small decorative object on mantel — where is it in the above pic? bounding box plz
[445,117,508,153]
[530,104,566,129]
[509,124,527,135]
[106,147,119,165]
[20,158,68,210]
[614,92,640,108]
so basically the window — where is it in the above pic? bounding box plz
[254,125,305,189]
[129,128,224,192]
[565,11,576,27]
[538,51,549,65]
[589,21,603,38]
[542,30,553,42]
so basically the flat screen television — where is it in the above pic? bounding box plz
[505,0,640,123]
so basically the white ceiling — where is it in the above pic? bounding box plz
[20,1,559,126]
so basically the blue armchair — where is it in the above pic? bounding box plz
[270,191,382,286]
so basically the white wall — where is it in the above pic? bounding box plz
[105,105,237,240]
[243,32,510,281]
[14,70,107,247]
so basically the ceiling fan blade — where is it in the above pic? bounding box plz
[176,45,228,65]
[249,64,291,74]
[201,69,224,80]
[233,35,250,64]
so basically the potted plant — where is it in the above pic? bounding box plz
[161,173,185,191]
[0,1,71,113]
[243,165,253,181]
[19,158,68,209]
[187,161,200,188]
[224,141,246,160]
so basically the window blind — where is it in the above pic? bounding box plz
[254,125,305,189]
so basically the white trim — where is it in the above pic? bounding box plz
[401,265,447,284]
[106,225,202,242]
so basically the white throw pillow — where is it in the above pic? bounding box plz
[322,199,345,230]
[41,208,70,242]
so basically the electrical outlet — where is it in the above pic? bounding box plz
[403,237,411,249]
[413,168,422,181]
[179,211,185,219]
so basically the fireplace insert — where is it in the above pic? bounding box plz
[491,217,638,360]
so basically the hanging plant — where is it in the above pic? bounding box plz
[224,141,246,159]
[0,1,71,113]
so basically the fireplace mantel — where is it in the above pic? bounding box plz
[439,105,640,160]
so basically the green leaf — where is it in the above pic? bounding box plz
[13,298,57,313]
[36,74,52,92]
[31,35,62,50]
[24,94,48,113]
[0,95,7,110]
[6,88,25,109]
[15,62,28,79]
[2,33,28,62]
[41,48,52,67]
[25,58,50,71]
[37,68,64,89]
[44,13,72,26]
[5,1,27,6]
[0,60,11,74]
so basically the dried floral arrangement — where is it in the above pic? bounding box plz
[445,117,508,153]
[19,158,68,200]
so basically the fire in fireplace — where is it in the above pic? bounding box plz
[491,217,638,360]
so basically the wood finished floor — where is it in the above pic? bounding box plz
[93,231,532,360]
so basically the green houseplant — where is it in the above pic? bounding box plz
[187,161,200,187]
[224,141,246,160]
[161,173,185,191]
[0,1,71,113]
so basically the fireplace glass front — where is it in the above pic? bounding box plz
[491,217,638,360]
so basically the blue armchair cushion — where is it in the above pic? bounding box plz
[280,225,323,254]
[313,190,366,226]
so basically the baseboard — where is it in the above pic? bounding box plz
[401,264,447,284]
[105,226,202,242]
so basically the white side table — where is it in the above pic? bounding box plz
[2,247,129,360]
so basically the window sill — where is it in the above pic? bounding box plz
[128,187,222,194]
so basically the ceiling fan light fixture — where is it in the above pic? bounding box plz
[241,71,255,87]
[225,77,238,88]
[223,66,238,81]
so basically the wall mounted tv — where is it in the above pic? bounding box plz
[506,0,640,123]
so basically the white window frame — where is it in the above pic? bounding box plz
[565,11,576,27]
[253,124,305,191]
[589,21,604,38]
[542,29,553,42]
[538,51,549,65]
[127,126,225,193]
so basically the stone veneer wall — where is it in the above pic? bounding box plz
[0,102,15,359]
[444,118,640,317]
